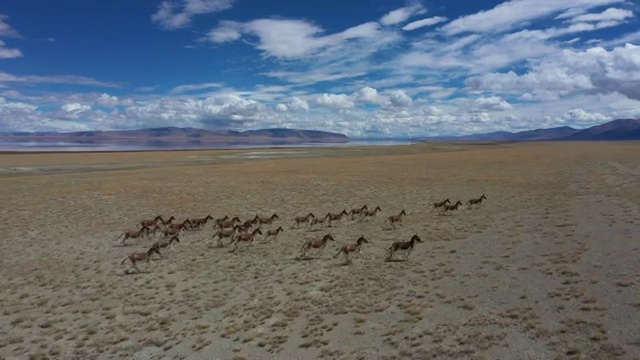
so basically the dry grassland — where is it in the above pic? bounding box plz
[0,141,639,360]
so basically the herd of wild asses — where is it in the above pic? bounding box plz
[118,194,488,273]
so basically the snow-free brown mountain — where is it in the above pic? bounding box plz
[417,119,640,142]
[0,127,350,144]
[557,119,640,141]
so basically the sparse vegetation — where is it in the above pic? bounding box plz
[0,142,638,359]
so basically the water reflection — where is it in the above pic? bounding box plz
[0,139,414,152]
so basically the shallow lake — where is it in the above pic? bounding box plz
[0,139,415,152]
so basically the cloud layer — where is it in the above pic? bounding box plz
[0,14,22,58]
[152,0,235,30]
[2,0,640,137]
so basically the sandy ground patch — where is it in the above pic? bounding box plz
[0,141,639,360]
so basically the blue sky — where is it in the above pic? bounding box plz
[1,0,639,137]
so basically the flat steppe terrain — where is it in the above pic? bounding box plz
[0,141,639,360]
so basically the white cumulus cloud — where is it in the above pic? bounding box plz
[402,16,448,31]
[475,96,512,111]
[352,86,379,103]
[61,103,91,113]
[315,93,354,109]
[467,43,640,101]
[152,0,235,30]
[387,90,413,108]
[379,4,427,26]
[2,0,640,138]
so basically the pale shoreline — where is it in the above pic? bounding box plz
[1,141,638,360]
[0,138,415,154]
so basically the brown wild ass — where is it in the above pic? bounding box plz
[160,216,176,226]
[362,206,382,220]
[214,215,229,225]
[152,235,180,256]
[246,216,259,226]
[230,228,263,252]
[293,213,315,228]
[326,209,348,226]
[328,209,348,221]
[439,200,463,215]
[256,213,280,227]
[121,246,161,272]
[466,194,487,207]
[309,214,330,229]
[118,225,151,245]
[237,219,255,232]
[167,219,192,231]
[139,215,164,228]
[333,235,369,264]
[160,223,188,238]
[263,226,284,241]
[299,234,335,258]
[148,225,164,237]
[216,216,241,229]
[211,225,242,247]
[385,209,407,229]
[348,205,368,220]
[433,198,451,209]
[386,234,423,261]
[190,214,213,229]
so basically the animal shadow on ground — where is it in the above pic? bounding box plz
[118,269,151,276]
[336,260,354,266]
[295,255,324,261]
[113,243,138,248]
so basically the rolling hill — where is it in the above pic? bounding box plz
[0,127,350,145]
[417,119,640,142]
[556,119,640,141]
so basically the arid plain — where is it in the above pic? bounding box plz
[1,141,639,360]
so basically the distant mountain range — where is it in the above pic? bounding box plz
[416,119,640,142]
[0,127,350,145]
[1,119,638,147]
